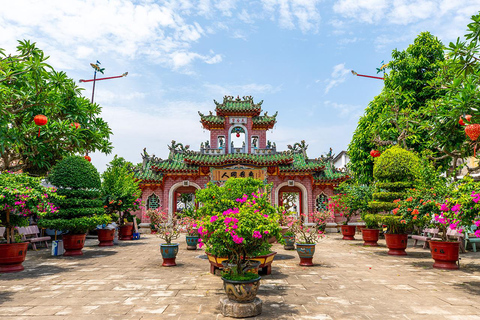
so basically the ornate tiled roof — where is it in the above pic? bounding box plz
[214,95,263,116]
[151,152,199,174]
[252,112,277,129]
[198,112,225,130]
[182,151,294,167]
[313,162,349,185]
[132,159,163,184]
[278,153,325,173]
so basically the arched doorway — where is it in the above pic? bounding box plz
[173,186,197,214]
[168,182,202,217]
[278,186,303,216]
[229,124,248,153]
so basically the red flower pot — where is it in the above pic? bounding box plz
[341,225,356,240]
[361,229,380,246]
[430,240,459,270]
[63,234,86,256]
[0,243,29,273]
[119,224,133,240]
[385,233,408,255]
[97,229,115,247]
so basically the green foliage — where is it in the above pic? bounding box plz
[331,183,373,225]
[0,172,59,243]
[195,178,266,218]
[373,146,420,182]
[38,156,110,234]
[361,213,380,229]
[376,181,414,191]
[0,40,112,175]
[378,214,410,234]
[372,192,406,202]
[48,156,101,189]
[368,201,398,212]
[101,155,141,224]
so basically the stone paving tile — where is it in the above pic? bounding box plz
[1,234,480,319]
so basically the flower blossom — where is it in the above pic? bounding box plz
[252,231,262,239]
[210,215,218,223]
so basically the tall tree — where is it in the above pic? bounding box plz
[0,40,112,175]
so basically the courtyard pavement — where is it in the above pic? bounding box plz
[0,232,479,320]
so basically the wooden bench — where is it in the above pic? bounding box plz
[464,225,480,252]
[17,225,51,250]
[411,228,439,249]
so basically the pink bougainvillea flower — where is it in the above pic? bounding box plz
[451,204,461,212]
[264,230,269,234]
[440,203,449,211]
[210,215,218,223]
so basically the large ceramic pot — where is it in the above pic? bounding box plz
[160,243,179,267]
[97,229,114,247]
[341,225,356,240]
[185,235,200,250]
[385,233,408,256]
[222,276,261,303]
[296,243,316,266]
[430,240,459,270]
[0,242,29,273]
[119,223,133,240]
[283,234,296,250]
[361,229,380,246]
[207,252,277,275]
[221,260,261,275]
[63,234,86,256]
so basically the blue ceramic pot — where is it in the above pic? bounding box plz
[185,236,200,250]
[160,243,179,267]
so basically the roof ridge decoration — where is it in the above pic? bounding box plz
[214,95,264,116]
[168,140,190,154]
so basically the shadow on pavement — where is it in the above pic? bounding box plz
[0,291,15,305]
[454,281,480,295]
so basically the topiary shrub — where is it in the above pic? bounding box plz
[369,146,420,233]
[38,156,110,234]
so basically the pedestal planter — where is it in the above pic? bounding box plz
[63,234,86,256]
[430,240,459,270]
[296,243,316,266]
[119,223,133,240]
[221,260,261,275]
[160,243,179,267]
[185,235,200,250]
[0,242,29,273]
[97,229,114,247]
[341,225,356,240]
[222,276,261,303]
[385,233,408,256]
[283,234,295,250]
[361,229,380,246]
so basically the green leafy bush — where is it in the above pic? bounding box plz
[373,146,420,182]
[38,156,110,234]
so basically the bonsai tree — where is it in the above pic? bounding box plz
[146,209,181,244]
[369,146,421,234]
[197,179,282,280]
[0,172,59,243]
[101,156,142,226]
[38,156,110,234]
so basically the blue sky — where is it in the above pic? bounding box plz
[1,0,480,172]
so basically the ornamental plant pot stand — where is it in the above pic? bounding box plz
[185,235,200,250]
[385,233,408,256]
[296,243,316,266]
[63,234,86,256]
[361,229,380,246]
[97,229,115,247]
[160,243,179,267]
[341,225,356,240]
[220,276,262,318]
[0,242,29,273]
[207,252,277,275]
[119,223,134,240]
[430,240,460,270]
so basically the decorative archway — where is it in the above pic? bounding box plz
[228,124,248,153]
[168,182,202,218]
[275,182,308,222]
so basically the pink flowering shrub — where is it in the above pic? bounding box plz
[197,180,282,278]
[146,209,181,244]
[290,212,327,244]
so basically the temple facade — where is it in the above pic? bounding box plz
[133,96,348,226]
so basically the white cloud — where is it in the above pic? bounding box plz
[261,0,322,33]
[204,83,282,96]
[323,63,350,94]
[333,0,388,24]
[323,100,363,120]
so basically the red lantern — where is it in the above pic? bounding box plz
[370,150,381,158]
[84,155,91,162]
[34,115,48,137]
[236,133,240,138]
[70,122,81,129]
[465,124,480,156]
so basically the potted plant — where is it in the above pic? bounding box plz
[280,211,296,250]
[180,216,200,250]
[292,211,326,266]
[360,213,381,246]
[198,181,282,309]
[147,209,181,266]
[101,156,142,243]
[0,172,59,272]
[38,156,111,256]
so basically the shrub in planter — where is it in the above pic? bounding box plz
[147,209,181,266]
[38,156,110,255]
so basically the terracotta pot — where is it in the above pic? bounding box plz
[63,234,86,256]
[97,229,115,247]
[341,225,356,240]
[0,242,29,273]
[361,229,380,246]
[222,276,261,303]
[430,240,459,270]
[385,233,408,256]
[119,224,133,240]
[296,243,316,266]
[160,243,179,267]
